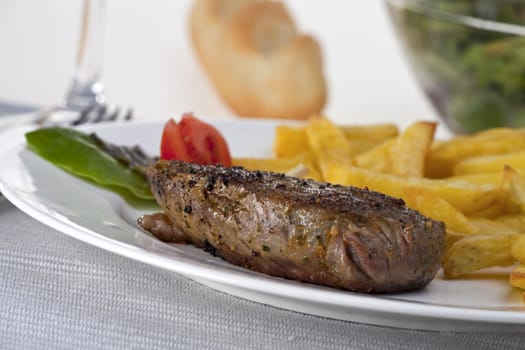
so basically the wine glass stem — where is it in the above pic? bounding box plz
[64,0,107,110]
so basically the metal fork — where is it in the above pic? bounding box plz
[33,102,133,127]
[0,100,133,200]
[71,104,133,126]
[0,102,133,130]
[2,0,132,129]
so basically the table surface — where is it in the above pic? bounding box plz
[1,1,525,348]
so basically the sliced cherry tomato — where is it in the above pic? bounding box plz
[160,114,232,167]
[160,119,191,162]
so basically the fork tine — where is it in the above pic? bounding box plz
[124,108,133,121]
[92,104,107,123]
[71,104,96,126]
[67,103,132,127]
[106,106,120,121]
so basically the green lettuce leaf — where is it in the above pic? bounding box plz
[25,127,154,200]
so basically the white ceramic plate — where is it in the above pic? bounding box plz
[1,119,524,332]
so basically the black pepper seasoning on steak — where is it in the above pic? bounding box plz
[139,160,445,294]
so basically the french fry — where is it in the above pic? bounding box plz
[469,217,522,235]
[354,122,435,177]
[325,163,503,215]
[426,128,525,178]
[469,127,519,139]
[274,123,398,159]
[443,234,519,278]
[454,150,525,176]
[445,172,503,186]
[341,123,398,141]
[273,125,309,159]
[502,166,525,212]
[389,121,436,178]
[353,139,394,173]
[403,186,478,234]
[343,123,398,156]
[494,214,525,233]
[233,153,322,181]
[445,230,468,252]
[346,139,393,157]
[510,264,525,289]
[446,171,510,218]
[511,234,525,264]
[305,117,353,180]
[470,205,514,220]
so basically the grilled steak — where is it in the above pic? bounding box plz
[140,160,445,293]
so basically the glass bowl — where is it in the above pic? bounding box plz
[385,0,525,134]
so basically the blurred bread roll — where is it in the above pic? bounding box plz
[190,0,327,120]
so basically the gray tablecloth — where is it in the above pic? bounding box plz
[1,104,525,349]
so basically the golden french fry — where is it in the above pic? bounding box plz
[389,121,436,178]
[469,205,512,220]
[305,117,353,180]
[445,230,468,252]
[469,127,519,139]
[353,139,394,173]
[273,125,309,159]
[403,186,478,234]
[274,123,398,159]
[233,153,322,181]
[325,163,503,215]
[510,264,525,290]
[443,234,519,278]
[469,217,522,235]
[341,123,399,141]
[454,150,525,176]
[343,124,398,156]
[494,214,525,232]
[426,128,525,178]
[354,139,395,172]
[346,138,393,157]
[445,172,503,186]
[235,151,315,168]
[502,166,525,213]
[511,234,525,264]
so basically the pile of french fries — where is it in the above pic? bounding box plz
[233,116,525,299]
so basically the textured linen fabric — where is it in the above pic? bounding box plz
[0,100,36,116]
[1,199,525,350]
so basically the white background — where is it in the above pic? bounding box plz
[0,0,437,126]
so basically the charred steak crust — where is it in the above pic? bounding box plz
[145,160,445,293]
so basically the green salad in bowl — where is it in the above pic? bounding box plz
[385,0,525,134]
